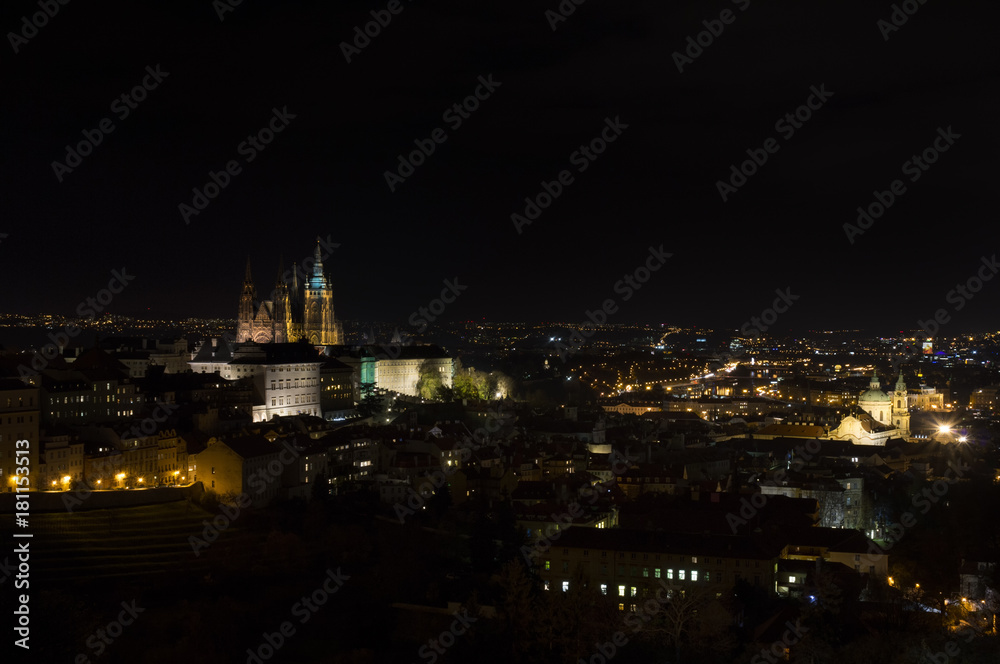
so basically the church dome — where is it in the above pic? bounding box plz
[859,370,890,405]
[859,388,890,404]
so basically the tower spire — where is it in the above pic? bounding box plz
[244,256,253,283]
[313,237,324,276]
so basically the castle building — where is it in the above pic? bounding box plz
[236,240,343,345]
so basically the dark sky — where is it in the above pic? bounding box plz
[2,0,998,335]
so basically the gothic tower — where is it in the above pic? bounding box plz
[303,238,340,344]
[272,257,289,343]
[287,267,304,343]
[236,257,256,342]
[893,371,910,437]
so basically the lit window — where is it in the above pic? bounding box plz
[544,560,550,570]
[618,585,626,597]
[655,568,661,579]
[667,569,673,580]
[562,581,569,592]
[600,584,608,595]
[630,586,637,597]
[679,570,686,581]
[691,571,698,582]
[789,575,796,583]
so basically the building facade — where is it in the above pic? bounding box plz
[190,342,323,422]
[1,379,40,492]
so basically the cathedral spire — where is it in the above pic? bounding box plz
[244,256,253,283]
[313,237,324,276]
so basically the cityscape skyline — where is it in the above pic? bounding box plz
[3,4,1000,659]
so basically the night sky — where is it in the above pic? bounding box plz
[3,0,998,334]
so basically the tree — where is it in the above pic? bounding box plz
[495,560,541,663]
[357,383,384,418]
[636,583,721,663]
[415,359,444,400]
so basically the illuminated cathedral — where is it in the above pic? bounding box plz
[236,240,343,345]
[828,370,910,445]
